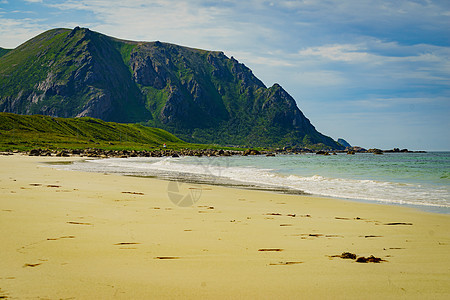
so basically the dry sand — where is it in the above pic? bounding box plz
[0,154,449,299]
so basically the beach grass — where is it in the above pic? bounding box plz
[0,112,220,151]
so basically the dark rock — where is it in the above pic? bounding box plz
[356,257,368,263]
[243,149,260,156]
[222,151,231,156]
[356,255,384,263]
[250,149,260,155]
[29,149,41,156]
[56,150,69,157]
[366,255,384,263]
[368,148,383,155]
[340,252,357,259]
[316,150,329,155]
[347,146,366,153]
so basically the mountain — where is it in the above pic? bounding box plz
[0,27,343,149]
[337,138,351,148]
[0,47,11,58]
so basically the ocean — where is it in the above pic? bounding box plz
[53,152,450,214]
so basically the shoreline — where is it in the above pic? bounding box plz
[47,155,450,215]
[114,175,450,215]
[1,154,449,299]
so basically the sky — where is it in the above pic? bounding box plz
[1,0,449,150]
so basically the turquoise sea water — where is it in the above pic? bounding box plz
[55,152,450,213]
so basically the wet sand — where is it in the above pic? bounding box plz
[1,154,449,299]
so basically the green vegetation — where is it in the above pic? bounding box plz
[0,47,11,58]
[0,112,190,151]
[0,29,69,96]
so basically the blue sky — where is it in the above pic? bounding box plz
[1,0,449,150]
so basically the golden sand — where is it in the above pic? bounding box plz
[0,154,449,299]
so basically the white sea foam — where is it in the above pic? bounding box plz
[54,155,450,209]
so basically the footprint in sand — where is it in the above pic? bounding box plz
[0,287,9,299]
[67,221,92,225]
[23,263,41,268]
[269,261,302,265]
[258,248,284,252]
[47,236,75,241]
[121,191,145,195]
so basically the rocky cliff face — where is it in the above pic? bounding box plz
[0,27,342,148]
[337,138,352,148]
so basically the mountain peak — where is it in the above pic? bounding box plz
[66,26,89,38]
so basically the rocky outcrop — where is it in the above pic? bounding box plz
[261,84,311,130]
[368,148,383,155]
[76,91,113,119]
[130,54,167,89]
[337,138,351,148]
[160,87,189,123]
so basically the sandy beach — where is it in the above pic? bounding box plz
[0,154,449,299]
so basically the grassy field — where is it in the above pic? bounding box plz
[0,113,196,151]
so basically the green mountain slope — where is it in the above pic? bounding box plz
[0,28,148,122]
[0,27,343,149]
[0,47,11,58]
[0,112,187,151]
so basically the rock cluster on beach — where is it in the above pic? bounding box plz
[25,148,243,158]
[332,252,386,263]
[0,146,426,158]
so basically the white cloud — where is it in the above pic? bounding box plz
[46,0,247,50]
[294,40,450,89]
[293,70,347,87]
[230,51,295,67]
[298,44,370,62]
[350,97,446,109]
[0,17,48,48]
